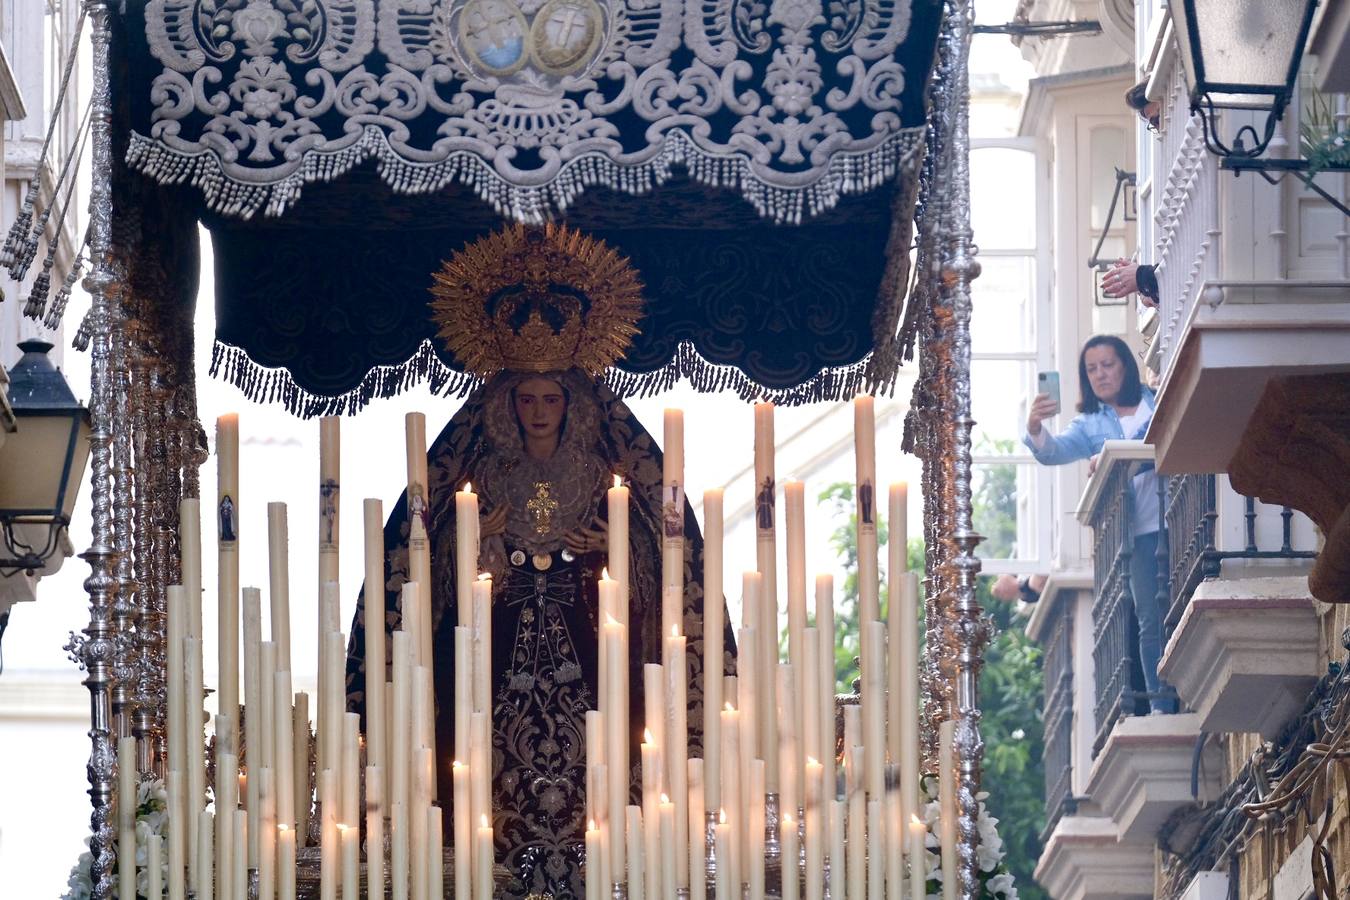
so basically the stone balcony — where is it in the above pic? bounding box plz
[1085,712,1221,844]
[1033,815,1154,900]
[1158,576,1321,740]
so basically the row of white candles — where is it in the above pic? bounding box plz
[121,396,964,899]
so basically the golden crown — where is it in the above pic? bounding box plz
[430,224,645,378]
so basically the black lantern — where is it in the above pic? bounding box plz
[1171,0,1320,157]
[0,340,90,574]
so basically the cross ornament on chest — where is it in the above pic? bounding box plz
[527,481,559,535]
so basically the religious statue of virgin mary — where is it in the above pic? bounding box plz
[345,224,736,898]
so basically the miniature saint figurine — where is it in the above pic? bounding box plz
[345,225,735,898]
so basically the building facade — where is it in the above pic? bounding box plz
[1021,2,1350,898]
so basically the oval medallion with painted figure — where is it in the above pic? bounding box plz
[458,0,530,75]
[529,0,604,76]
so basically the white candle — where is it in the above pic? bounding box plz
[747,762,765,900]
[179,496,203,641]
[261,642,277,776]
[166,586,187,828]
[908,815,927,900]
[390,801,409,900]
[216,745,237,900]
[607,476,631,825]
[259,767,276,900]
[475,815,494,900]
[469,712,490,871]
[894,572,921,836]
[318,414,341,603]
[603,617,627,881]
[117,736,136,900]
[701,488,723,812]
[752,402,780,791]
[736,623,758,845]
[363,499,387,776]
[274,673,295,831]
[320,770,338,900]
[391,631,412,877]
[267,502,292,674]
[292,693,310,845]
[862,621,887,801]
[801,632,820,803]
[785,480,807,678]
[846,744,865,900]
[939,721,958,900]
[343,713,361,833]
[660,796,678,899]
[780,811,799,900]
[607,477,630,626]
[428,806,444,900]
[666,631,689,888]
[322,631,347,821]
[340,823,359,900]
[714,811,732,900]
[146,836,162,900]
[234,807,248,900]
[318,583,341,777]
[366,765,385,900]
[662,409,685,654]
[167,770,186,900]
[867,799,884,900]
[405,413,433,668]
[719,706,741,895]
[411,747,433,900]
[687,758,705,900]
[886,775,903,900]
[776,663,799,835]
[197,809,214,900]
[586,820,603,900]
[889,482,908,572]
[278,824,296,900]
[453,762,471,900]
[641,736,661,900]
[830,800,847,900]
[244,588,264,866]
[805,758,824,900]
[586,710,604,828]
[627,805,644,900]
[184,636,205,886]
[217,413,241,751]
[815,576,835,773]
[853,396,879,627]
[455,482,479,631]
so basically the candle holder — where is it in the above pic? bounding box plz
[610,880,627,899]
[797,806,806,872]
[704,810,717,887]
[764,791,780,864]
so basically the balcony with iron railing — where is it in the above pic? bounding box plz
[1032,441,1319,846]
[1139,40,1350,475]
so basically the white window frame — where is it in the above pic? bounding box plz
[969,136,1053,576]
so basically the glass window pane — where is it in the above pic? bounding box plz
[971,255,1035,354]
[1089,126,1127,231]
[971,148,1035,249]
[972,461,1037,561]
[971,358,1035,452]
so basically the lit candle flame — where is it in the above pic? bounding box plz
[337,823,348,832]
[605,614,619,627]
[278,824,290,832]
[724,702,735,712]
[462,481,473,493]
[589,819,597,831]
[718,809,727,825]
[613,475,622,489]
[910,814,923,827]
[670,625,680,637]
[806,756,818,766]
[452,760,464,769]
[643,728,655,744]
[481,814,489,828]
[782,812,795,826]
[660,793,670,804]
[601,567,610,580]
[477,572,491,581]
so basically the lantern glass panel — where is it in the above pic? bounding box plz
[1180,0,1312,110]
[0,412,88,518]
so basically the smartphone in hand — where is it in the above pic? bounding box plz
[1037,371,1061,415]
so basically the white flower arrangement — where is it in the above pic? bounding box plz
[918,776,1019,900]
[63,777,171,900]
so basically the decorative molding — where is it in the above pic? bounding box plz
[1033,815,1155,900]
[1158,576,1320,739]
[0,40,28,122]
[1085,713,1221,844]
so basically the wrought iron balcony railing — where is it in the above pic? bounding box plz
[1040,595,1076,840]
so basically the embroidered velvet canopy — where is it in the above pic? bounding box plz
[118,0,943,413]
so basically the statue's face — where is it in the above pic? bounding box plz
[513,376,567,443]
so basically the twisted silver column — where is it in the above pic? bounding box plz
[78,1,122,895]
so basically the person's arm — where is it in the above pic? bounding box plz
[1023,414,1094,465]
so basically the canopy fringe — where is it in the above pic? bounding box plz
[129,126,925,226]
[210,338,902,418]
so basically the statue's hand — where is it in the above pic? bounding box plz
[562,516,608,554]
[480,504,509,537]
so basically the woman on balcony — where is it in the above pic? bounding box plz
[1023,335,1177,714]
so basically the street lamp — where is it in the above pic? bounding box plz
[1171,0,1320,158]
[0,339,90,575]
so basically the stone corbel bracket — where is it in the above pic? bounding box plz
[1229,374,1350,604]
